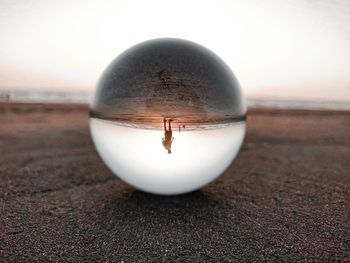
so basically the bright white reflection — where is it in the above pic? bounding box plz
[90,118,245,195]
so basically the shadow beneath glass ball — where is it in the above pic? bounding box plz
[96,188,237,232]
[117,190,219,211]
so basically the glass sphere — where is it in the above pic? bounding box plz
[90,38,246,195]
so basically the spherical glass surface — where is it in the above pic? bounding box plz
[90,38,246,195]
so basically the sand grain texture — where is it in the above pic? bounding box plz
[1,103,350,262]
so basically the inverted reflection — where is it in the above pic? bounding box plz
[162,119,174,154]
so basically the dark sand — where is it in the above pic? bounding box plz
[1,103,350,262]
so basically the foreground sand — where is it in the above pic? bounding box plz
[1,102,350,262]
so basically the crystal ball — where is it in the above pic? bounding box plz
[90,38,246,195]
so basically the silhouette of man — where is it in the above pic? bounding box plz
[162,119,174,154]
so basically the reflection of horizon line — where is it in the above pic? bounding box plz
[90,112,246,131]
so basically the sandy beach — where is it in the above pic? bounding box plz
[1,102,350,261]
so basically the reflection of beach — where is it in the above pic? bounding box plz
[91,89,246,129]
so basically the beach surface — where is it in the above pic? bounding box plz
[1,103,349,262]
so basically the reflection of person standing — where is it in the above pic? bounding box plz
[162,119,174,154]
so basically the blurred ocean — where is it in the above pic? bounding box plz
[0,89,92,104]
[0,89,349,111]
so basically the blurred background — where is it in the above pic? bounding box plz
[0,0,349,109]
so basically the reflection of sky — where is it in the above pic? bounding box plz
[0,0,350,101]
[90,118,245,194]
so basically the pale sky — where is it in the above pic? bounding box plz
[0,0,349,101]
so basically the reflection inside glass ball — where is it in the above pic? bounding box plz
[90,38,246,195]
